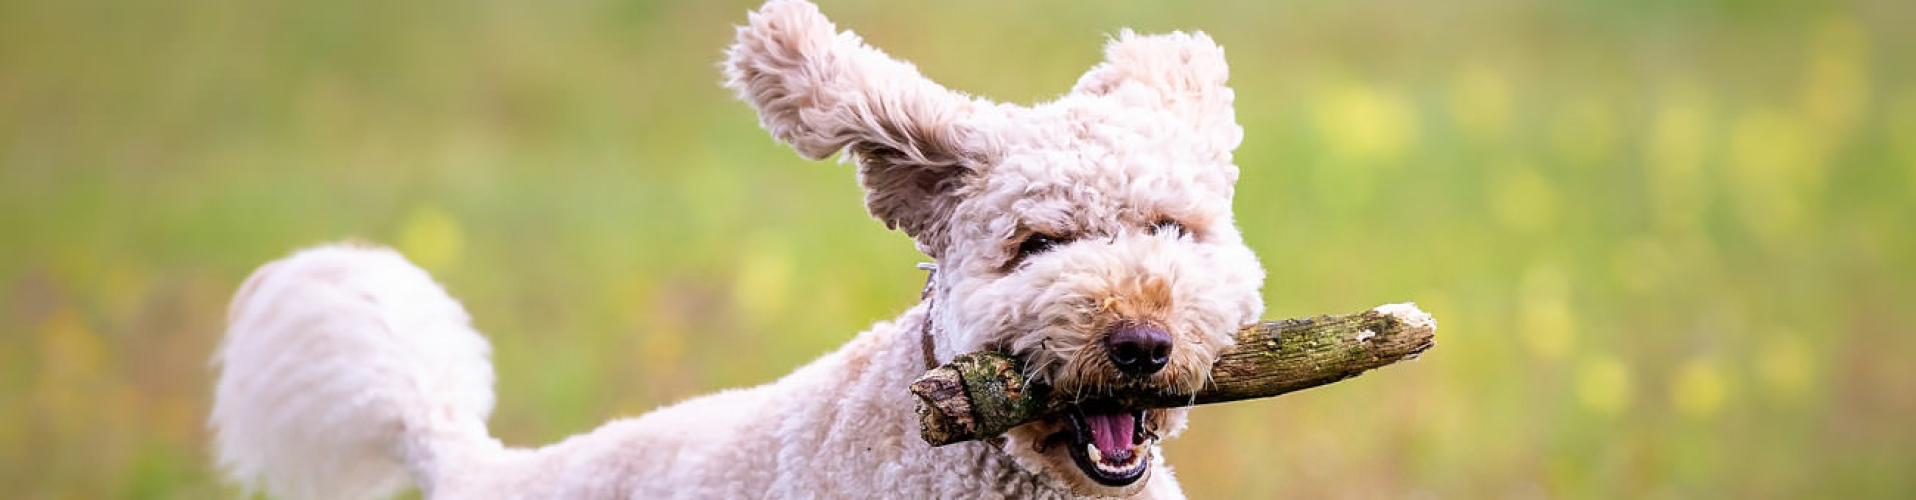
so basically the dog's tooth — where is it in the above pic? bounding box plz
[1086,443,1101,463]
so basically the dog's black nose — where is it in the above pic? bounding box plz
[1105,324,1172,376]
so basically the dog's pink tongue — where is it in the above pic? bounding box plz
[1084,413,1135,458]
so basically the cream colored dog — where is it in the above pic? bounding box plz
[210,1,1265,498]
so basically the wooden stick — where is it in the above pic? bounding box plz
[909,303,1437,446]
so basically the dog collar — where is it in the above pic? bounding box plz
[917,262,1018,454]
[917,262,939,371]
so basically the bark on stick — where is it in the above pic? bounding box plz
[909,303,1437,446]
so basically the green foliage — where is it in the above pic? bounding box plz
[3,0,1913,498]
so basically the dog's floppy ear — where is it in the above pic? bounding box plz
[724,0,991,257]
[1072,30,1243,154]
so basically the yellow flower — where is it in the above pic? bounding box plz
[638,326,688,379]
[1577,355,1632,416]
[397,205,466,271]
[1725,109,1818,244]
[1609,237,1673,293]
[1645,82,1711,231]
[1757,331,1816,402]
[1800,15,1870,143]
[733,234,792,321]
[34,307,105,435]
[37,306,102,378]
[1518,264,1575,361]
[1449,63,1512,142]
[1315,81,1418,164]
[1489,163,1558,232]
[1671,356,1734,418]
[1548,97,1618,164]
[1892,88,1916,195]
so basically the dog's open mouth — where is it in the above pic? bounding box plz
[1060,408,1154,486]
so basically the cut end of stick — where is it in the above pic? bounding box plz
[1372,302,1436,335]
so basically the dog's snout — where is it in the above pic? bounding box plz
[1105,324,1172,376]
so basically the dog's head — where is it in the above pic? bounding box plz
[725,0,1264,494]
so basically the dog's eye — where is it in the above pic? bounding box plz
[1151,219,1188,237]
[1017,234,1062,258]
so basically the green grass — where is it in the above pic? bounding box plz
[3,0,1914,497]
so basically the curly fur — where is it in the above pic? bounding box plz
[209,1,1265,498]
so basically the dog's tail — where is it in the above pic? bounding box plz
[210,244,502,500]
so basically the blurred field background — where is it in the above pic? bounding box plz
[4,0,1915,497]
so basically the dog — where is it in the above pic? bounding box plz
[209,1,1266,498]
